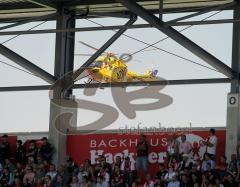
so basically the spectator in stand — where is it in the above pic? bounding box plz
[202,154,215,172]
[0,134,10,163]
[26,156,36,169]
[16,140,25,163]
[23,166,35,186]
[81,175,92,187]
[112,156,122,171]
[54,174,64,187]
[235,163,240,184]
[0,161,2,175]
[14,162,24,180]
[66,157,78,174]
[43,175,52,187]
[191,173,201,187]
[178,134,192,160]
[228,154,238,175]
[216,155,228,177]
[111,166,124,187]
[39,137,54,162]
[179,173,193,187]
[4,158,15,173]
[201,175,210,187]
[13,177,22,187]
[166,174,180,187]
[202,128,217,161]
[70,175,80,187]
[132,176,141,187]
[120,156,135,187]
[166,134,179,165]
[98,166,110,184]
[164,166,176,183]
[46,163,57,181]
[36,154,44,168]
[178,154,193,172]
[25,140,38,162]
[222,172,238,187]
[83,159,95,182]
[96,175,108,187]
[34,164,46,187]
[100,156,112,175]
[77,164,88,184]
[155,163,167,183]
[1,167,14,187]
[215,177,224,187]
[153,176,162,187]
[136,134,149,175]
[190,162,202,182]
[54,165,70,186]
[143,173,154,187]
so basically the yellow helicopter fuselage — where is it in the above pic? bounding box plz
[86,55,158,83]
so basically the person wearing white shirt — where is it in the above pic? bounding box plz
[167,174,180,187]
[202,128,217,160]
[179,135,192,160]
[46,164,57,181]
[164,166,176,183]
[96,176,109,187]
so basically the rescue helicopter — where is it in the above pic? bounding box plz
[75,41,159,83]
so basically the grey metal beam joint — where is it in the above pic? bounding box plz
[116,0,235,79]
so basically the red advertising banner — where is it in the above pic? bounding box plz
[67,130,226,174]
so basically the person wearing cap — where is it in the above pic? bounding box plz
[136,134,149,175]
[202,128,217,160]
[0,134,10,162]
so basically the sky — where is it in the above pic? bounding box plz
[0,10,233,133]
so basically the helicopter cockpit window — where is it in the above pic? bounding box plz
[91,61,102,68]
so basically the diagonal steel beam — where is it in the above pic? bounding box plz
[116,0,235,78]
[27,0,57,10]
[71,15,137,81]
[0,44,56,84]
[167,2,236,23]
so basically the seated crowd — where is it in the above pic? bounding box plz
[0,129,240,187]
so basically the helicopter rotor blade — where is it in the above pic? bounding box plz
[78,41,100,51]
[78,41,109,55]
[74,54,94,56]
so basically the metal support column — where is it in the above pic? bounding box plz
[49,8,77,165]
[226,4,240,159]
